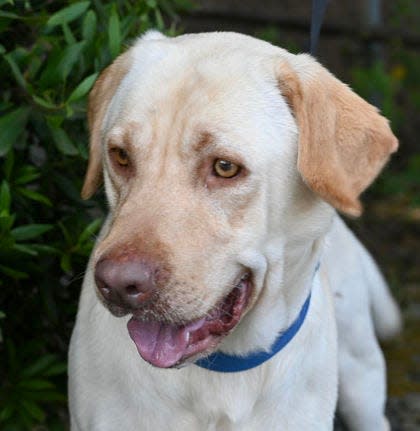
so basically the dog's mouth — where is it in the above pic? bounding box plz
[127,274,252,368]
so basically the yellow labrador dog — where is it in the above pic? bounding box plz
[69,31,402,431]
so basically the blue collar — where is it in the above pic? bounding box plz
[195,265,319,373]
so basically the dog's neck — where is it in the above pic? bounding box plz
[195,276,314,372]
[218,235,325,356]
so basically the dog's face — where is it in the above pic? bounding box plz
[82,32,397,368]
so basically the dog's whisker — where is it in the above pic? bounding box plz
[65,271,88,286]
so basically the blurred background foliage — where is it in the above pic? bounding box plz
[0,1,190,429]
[0,0,418,429]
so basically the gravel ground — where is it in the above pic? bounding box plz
[387,394,420,430]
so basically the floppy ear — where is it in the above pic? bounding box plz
[276,55,398,217]
[81,52,132,199]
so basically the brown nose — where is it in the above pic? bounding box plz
[94,258,157,310]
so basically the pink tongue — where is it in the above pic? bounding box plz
[127,318,204,368]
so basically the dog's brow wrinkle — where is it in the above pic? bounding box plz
[107,135,124,149]
[193,131,214,153]
[123,122,142,147]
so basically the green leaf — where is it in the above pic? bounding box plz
[108,4,121,59]
[4,150,14,180]
[62,22,76,45]
[60,253,72,273]
[20,399,46,422]
[76,137,89,159]
[55,172,84,201]
[78,217,102,244]
[3,52,27,89]
[39,41,86,86]
[12,244,38,256]
[67,72,98,103]
[20,409,35,428]
[120,16,135,40]
[0,404,14,422]
[0,181,11,212]
[0,107,30,156]
[18,378,55,390]
[58,221,72,244]
[32,94,58,110]
[17,187,52,206]
[45,114,64,129]
[47,1,90,28]
[0,264,28,279]
[15,166,41,185]
[82,9,97,42]
[25,53,42,82]
[29,244,59,254]
[49,126,79,155]
[58,40,87,82]
[0,212,15,232]
[0,10,20,19]
[154,8,164,30]
[146,0,157,8]
[22,355,58,377]
[11,224,53,241]
[25,390,67,402]
[66,103,74,118]
[43,362,67,377]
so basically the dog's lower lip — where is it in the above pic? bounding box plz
[127,275,252,368]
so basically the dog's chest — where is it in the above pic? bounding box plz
[123,363,272,430]
[140,358,325,431]
[184,370,265,425]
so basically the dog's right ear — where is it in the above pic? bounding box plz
[81,52,132,199]
[276,55,398,217]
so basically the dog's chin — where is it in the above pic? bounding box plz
[126,274,253,369]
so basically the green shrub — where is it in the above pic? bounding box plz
[0,1,190,429]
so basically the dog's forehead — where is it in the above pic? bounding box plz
[105,32,298,162]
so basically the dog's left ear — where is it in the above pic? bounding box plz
[81,51,132,199]
[276,55,398,217]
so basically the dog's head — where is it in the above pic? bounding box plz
[82,32,397,368]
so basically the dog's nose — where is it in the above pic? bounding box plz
[95,258,157,309]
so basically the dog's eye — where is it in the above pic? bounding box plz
[213,159,241,178]
[110,147,130,167]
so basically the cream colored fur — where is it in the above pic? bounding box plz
[69,31,401,431]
